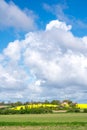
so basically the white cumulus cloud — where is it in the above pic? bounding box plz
[46,20,72,31]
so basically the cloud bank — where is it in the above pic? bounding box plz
[0,20,87,102]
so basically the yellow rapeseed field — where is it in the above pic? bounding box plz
[12,104,58,110]
[76,104,87,109]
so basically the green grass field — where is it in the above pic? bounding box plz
[0,113,87,130]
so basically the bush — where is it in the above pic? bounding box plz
[25,107,52,114]
[67,108,80,113]
[83,109,87,113]
[0,107,52,114]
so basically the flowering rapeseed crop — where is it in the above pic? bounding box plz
[76,104,87,109]
[12,104,58,110]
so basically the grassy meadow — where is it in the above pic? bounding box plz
[0,113,87,129]
[0,113,87,124]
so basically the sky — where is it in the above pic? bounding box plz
[0,0,87,103]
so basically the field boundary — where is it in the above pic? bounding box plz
[0,122,87,126]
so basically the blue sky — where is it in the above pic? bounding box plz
[0,0,87,103]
